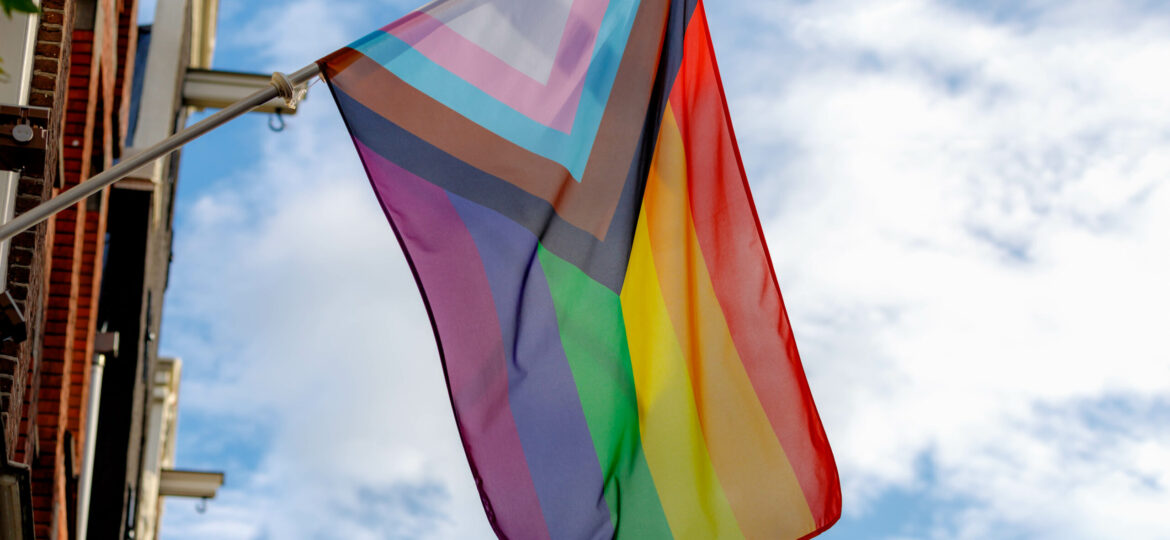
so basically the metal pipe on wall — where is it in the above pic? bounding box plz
[76,352,106,540]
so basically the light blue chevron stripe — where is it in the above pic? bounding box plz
[350,0,641,180]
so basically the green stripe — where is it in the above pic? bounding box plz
[538,245,674,539]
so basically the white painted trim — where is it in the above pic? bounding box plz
[189,0,218,69]
[0,171,18,287]
[126,0,192,186]
[136,357,182,540]
[0,1,41,288]
[158,470,224,499]
[0,0,40,105]
[183,69,296,114]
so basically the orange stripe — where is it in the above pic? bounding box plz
[644,106,817,538]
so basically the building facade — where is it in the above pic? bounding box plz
[2,1,139,537]
[1,1,230,538]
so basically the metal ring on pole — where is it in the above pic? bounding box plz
[270,71,305,110]
[0,63,322,244]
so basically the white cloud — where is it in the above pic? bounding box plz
[158,0,1170,539]
[159,95,497,538]
[708,0,1170,537]
[159,1,492,538]
[138,0,156,25]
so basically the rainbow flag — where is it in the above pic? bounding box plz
[321,0,841,537]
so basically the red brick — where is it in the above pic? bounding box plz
[41,27,63,43]
[15,197,40,213]
[48,269,74,283]
[46,297,71,310]
[9,234,34,254]
[28,92,53,107]
[31,495,53,511]
[68,58,92,75]
[4,284,27,302]
[7,266,31,283]
[52,236,77,250]
[10,249,32,266]
[32,75,58,91]
[41,9,63,24]
[43,335,67,348]
[33,58,58,74]
[34,42,61,58]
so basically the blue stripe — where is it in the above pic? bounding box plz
[352,0,641,179]
[449,192,616,540]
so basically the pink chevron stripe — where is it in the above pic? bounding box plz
[383,0,609,133]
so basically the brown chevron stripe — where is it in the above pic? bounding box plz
[321,0,668,240]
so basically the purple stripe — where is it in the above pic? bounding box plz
[355,139,551,540]
[448,193,615,540]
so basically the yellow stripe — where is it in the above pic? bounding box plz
[621,209,744,539]
[643,107,817,538]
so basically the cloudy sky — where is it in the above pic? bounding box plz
[151,0,1170,538]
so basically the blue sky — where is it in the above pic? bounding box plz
[152,1,1170,538]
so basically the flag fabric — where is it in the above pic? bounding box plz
[320,0,841,538]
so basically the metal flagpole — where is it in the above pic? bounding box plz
[0,63,322,244]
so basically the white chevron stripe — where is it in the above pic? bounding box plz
[424,0,574,84]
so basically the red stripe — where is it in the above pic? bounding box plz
[669,2,842,530]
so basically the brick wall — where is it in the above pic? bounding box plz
[29,20,93,538]
[2,0,75,468]
[2,1,139,538]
